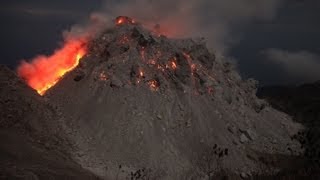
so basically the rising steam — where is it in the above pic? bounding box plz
[103,0,283,53]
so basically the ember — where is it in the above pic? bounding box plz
[148,59,157,65]
[148,79,159,91]
[157,64,165,72]
[168,57,177,70]
[99,71,108,81]
[139,69,144,78]
[140,46,146,62]
[115,16,136,25]
[191,64,196,72]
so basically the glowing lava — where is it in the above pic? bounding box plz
[171,62,177,69]
[99,71,108,81]
[167,57,177,70]
[17,38,87,95]
[115,16,136,25]
[139,46,146,62]
[139,69,144,77]
[148,79,159,91]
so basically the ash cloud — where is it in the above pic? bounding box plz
[63,13,112,40]
[262,49,320,84]
[100,0,283,54]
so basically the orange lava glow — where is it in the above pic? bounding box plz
[157,64,165,72]
[115,16,136,25]
[146,19,187,38]
[99,71,108,81]
[191,64,196,71]
[17,38,87,95]
[140,47,146,62]
[117,18,124,25]
[183,52,196,73]
[167,57,177,70]
[148,59,156,65]
[172,62,177,69]
[182,52,192,62]
[139,69,144,77]
[148,79,159,91]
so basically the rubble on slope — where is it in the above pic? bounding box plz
[43,17,304,179]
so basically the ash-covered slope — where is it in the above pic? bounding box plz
[46,20,302,179]
[0,65,99,179]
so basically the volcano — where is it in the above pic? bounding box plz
[1,17,306,179]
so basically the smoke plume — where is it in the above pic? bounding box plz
[262,49,320,84]
[102,0,283,54]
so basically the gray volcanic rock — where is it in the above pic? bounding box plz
[44,22,303,179]
[0,65,99,179]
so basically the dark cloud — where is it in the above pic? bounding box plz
[0,0,102,68]
[1,1,98,20]
[2,6,82,19]
[230,0,320,85]
[262,49,320,84]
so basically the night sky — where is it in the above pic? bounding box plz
[1,0,319,86]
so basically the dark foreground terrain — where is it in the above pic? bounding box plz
[258,82,320,179]
[0,65,99,179]
[0,20,318,179]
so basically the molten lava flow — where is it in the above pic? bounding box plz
[17,39,87,95]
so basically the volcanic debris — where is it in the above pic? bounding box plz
[1,16,307,179]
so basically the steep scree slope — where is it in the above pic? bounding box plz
[0,65,99,179]
[42,22,303,179]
